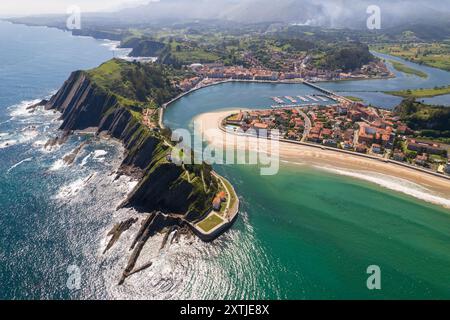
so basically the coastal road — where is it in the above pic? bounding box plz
[296,108,312,142]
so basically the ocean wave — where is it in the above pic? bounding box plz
[8,96,57,123]
[8,99,43,118]
[0,139,18,149]
[7,157,33,173]
[318,166,450,209]
[93,150,108,162]
[80,153,92,167]
[54,173,97,200]
[281,159,305,166]
[48,159,67,171]
[0,128,40,149]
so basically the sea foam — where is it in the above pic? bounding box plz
[318,166,450,209]
[7,157,33,173]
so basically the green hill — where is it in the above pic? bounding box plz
[394,98,450,139]
[87,59,180,109]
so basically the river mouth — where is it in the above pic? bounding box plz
[160,64,450,299]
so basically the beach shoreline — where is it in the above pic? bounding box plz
[194,109,450,209]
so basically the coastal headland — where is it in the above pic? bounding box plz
[39,58,240,284]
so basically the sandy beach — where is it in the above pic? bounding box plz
[194,109,450,209]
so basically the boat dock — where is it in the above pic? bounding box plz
[272,96,285,104]
[306,95,319,102]
[285,96,297,103]
[316,95,328,102]
[297,96,308,102]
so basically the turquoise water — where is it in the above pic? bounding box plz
[163,71,450,299]
[215,165,450,299]
[1,20,449,299]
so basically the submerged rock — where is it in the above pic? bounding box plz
[103,217,138,254]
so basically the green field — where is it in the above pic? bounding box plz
[389,60,428,78]
[385,85,450,98]
[372,43,450,71]
[197,213,224,233]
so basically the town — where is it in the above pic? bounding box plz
[224,100,450,176]
[175,59,392,92]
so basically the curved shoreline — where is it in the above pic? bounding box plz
[217,114,450,183]
[195,109,450,209]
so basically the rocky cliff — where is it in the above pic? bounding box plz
[46,60,217,220]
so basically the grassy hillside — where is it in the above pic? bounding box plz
[87,59,181,109]
[313,43,374,72]
[394,98,450,139]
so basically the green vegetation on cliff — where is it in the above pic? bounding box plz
[87,59,181,108]
[394,98,450,139]
[313,43,374,72]
[48,59,220,221]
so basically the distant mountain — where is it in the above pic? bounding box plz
[4,0,450,41]
[113,0,450,29]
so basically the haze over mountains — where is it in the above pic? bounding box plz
[115,0,450,29]
[5,0,450,31]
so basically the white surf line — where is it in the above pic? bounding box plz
[317,166,450,209]
[7,157,33,173]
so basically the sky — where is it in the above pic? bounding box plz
[0,0,153,16]
[1,0,449,27]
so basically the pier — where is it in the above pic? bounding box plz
[306,95,319,102]
[285,96,297,103]
[272,96,285,104]
[316,95,328,102]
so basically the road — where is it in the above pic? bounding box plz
[296,107,312,142]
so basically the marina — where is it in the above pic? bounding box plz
[285,96,298,103]
[306,95,319,102]
[271,96,285,104]
[270,93,336,107]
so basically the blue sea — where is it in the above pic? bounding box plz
[0,21,135,299]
